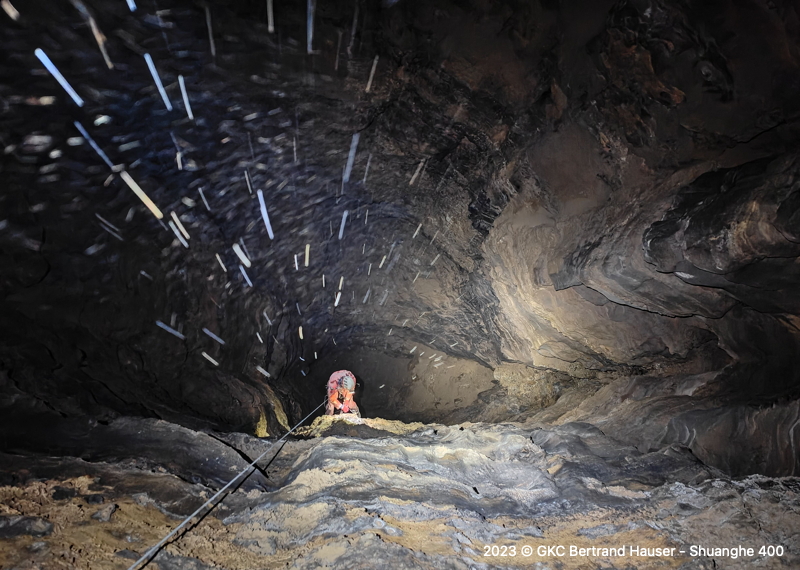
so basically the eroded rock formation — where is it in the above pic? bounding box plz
[3,0,797,465]
[1,0,800,565]
[2,416,800,569]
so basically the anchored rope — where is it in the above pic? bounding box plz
[127,400,326,570]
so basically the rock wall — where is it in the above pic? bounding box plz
[1,0,799,476]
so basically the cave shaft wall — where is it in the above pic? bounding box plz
[1,0,799,437]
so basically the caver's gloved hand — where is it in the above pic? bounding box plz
[342,404,350,413]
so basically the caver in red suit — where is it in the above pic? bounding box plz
[325,370,360,417]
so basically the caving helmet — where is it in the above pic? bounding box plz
[342,373,356,392]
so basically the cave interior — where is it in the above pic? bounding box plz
[1,0,800,568]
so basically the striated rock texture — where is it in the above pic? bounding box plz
[1,416,799,569]
[1,0,800,481]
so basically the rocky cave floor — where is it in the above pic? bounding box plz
[1,408,799,570]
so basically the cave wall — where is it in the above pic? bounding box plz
[1,0,799,466]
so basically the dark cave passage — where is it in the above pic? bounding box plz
[1,0,800,567]
[2,0,800,472]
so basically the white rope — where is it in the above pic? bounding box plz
[127,400,326,570]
